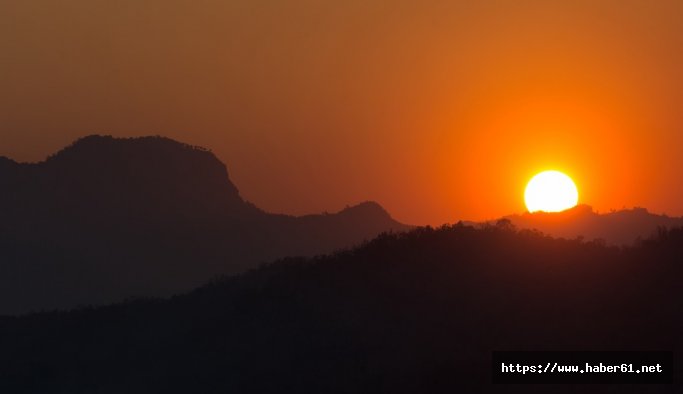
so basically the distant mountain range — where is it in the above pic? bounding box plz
[0,135,408,314]
[2,135,681,314]
[2,136,683,392]
[502,204,683,245]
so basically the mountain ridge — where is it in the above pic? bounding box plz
[501,204,683,245]
[1,222,681,393]
[0,135,409,314]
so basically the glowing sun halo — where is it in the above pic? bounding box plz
[524,171,579,213]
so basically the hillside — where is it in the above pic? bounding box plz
[504,204,683,245]
[0,135,409,314]
[0,223,681,393]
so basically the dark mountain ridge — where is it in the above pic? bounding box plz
[1,223,681,393]
[503,204,683,245]
[0,135,408,314]
[1,135,251,226]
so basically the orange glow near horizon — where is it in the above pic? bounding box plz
[1,1,683,225]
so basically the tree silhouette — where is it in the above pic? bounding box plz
[0,223,681,393]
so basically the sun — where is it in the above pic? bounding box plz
[524,170,579,213]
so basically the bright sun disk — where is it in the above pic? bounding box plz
[524,170,579,213]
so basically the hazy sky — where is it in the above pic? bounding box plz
[2,0,683,225]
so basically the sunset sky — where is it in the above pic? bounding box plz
[2,0,683,225]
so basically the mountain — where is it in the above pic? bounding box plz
[0,135,409,314]
[501,204,683,245]
[1,223,681,393]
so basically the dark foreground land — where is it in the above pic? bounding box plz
[1,223,682,393]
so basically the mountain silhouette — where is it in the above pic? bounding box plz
[502,204,683,245]
[1,222,681,393]
[0,135,408,314]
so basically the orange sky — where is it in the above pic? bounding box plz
[2,1,683,225]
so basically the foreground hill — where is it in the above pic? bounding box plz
[1,223,681,393]
[504,204,683,245]
[0,135,408,314]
